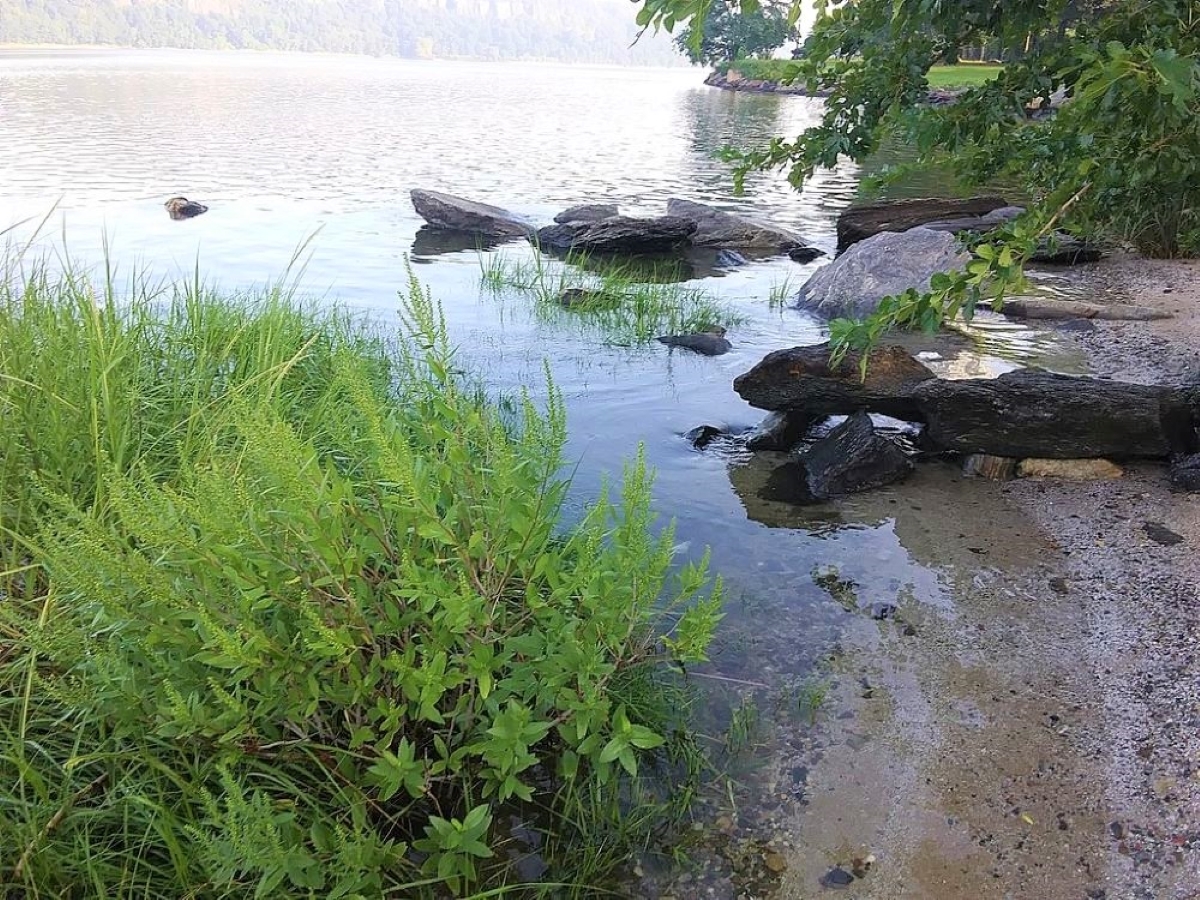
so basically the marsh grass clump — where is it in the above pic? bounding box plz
[0,256,723,897]
[479,249,740,345]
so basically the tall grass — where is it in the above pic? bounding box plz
[479,249,740,345]
[0,256,723,897]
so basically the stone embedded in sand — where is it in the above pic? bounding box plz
[962,454,1018,480]
[1017,458,1124,480]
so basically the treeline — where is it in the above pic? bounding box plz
[0,0,680,64]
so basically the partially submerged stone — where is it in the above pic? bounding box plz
[803,411,915,499]
[745,411,813,452]
[553,203,620,224]
[657,328,732,356]
[410,189,534,238]
[536,215,696,254]
[667,197,816,253]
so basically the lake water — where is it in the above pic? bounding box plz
[0,49,1087,894]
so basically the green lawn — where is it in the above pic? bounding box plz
[717,58,1002,90]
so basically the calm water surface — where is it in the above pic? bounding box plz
[0,48,1083,891]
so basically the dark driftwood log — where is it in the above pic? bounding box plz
[735,345,1200,460]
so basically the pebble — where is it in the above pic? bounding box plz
[820,866,855,888]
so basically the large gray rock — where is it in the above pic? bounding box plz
[536,215,697,255]
[837,196,1009,250]
[802,412,915,499]
[554,204,620,224]
[666,198,816,253]
[795,228,970,320]
[410,189,534,239]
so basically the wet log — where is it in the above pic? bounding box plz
[735,345,1200,460]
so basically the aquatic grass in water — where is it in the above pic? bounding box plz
[0,255,724,897]
[479,249,742,345]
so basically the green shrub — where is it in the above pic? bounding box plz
[0,262,722,897]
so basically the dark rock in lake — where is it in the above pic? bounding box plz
[760,461,819,506]
[1142,521,1184,546]
[837,195,1009,250]
[684,424,727,449]
[666,197,814,253]
[164,196,208,220]
[788,246,826,264]
[554,203,620,224]
[734,343,936,421]
[657,328,732,356]
[795,228,970,320]
[410,189,534,239]
[536,215,697,255]
[713,249,750,268]
[803,411,915,499]
[1170,454,1200,492]
[745,410,813,452]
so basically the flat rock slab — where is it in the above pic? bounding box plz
[837,196,1009,250]
[1000,298,1171,321]
[667,198,814,253]
[734,343,936,421]
[795,228,970,320]
[411,189,534,238]
[536,215,697,254]
[554,204,620,224]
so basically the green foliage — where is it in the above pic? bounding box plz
[674,0,795,65]
[637,0,1200,350]
[0,259,722,896]
[478,249,741,344]
[716,57,1002,89]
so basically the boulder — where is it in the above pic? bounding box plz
[536,215,697,255]
[837,196,1010,250]
[1169,454,1200,492]
[411,189,534,239]
[794,228,970,320]
[962,454,1017,480]
[666,198,815,253]
[734,343,936,420]
[745,411,814,452]
[1017,458,1124,480]
[657,328,732,357]
[802,412,915,499]
[554,204,620,224]
[915,369,1197,459]
[999,298,1172,322]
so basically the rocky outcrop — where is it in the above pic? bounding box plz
[733,344,936,421]
[554,204,620,224]
[411,189,534,239]
[666,198,818,254]
[736,344,1200,461]
[802,412,915,498]
[657,328,732,356]
[536,215,697,254]
[836,196,1010,250]
[794,228,970,320]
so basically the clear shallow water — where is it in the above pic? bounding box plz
[0,48,1085,892]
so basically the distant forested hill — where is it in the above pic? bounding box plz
[0,0,682,64]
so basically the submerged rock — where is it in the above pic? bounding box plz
[666,197,815,253]
[713,249,750,268]
[657,327,732,356]
[788,246,825,264]
[802,411,915,499]
[553,203,620,224]
[536,215,696,254]
[410,189,534,238]
[745,410,813,452]
[684,424,728,449]
[164,196,208,220]
[836,196,1009,250]
[794,228,970,320]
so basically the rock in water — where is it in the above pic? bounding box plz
[745,411,813,452]
[657,328,732,356]
[410,189,534,238]
[1017,458,1124,480]
[734,343,935,420]
[684,424,727,449]
[1170,454,1200,492]
[802,411,915,499]
[666,197,816,253]
[536,215,697,254]
[788,246,825,264]
[962,454,1018,480]
[794,228,970,320]
[164,197,208,220]
[837,196,1009,249]
[554,204,620,224]
[713,249,750,268]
